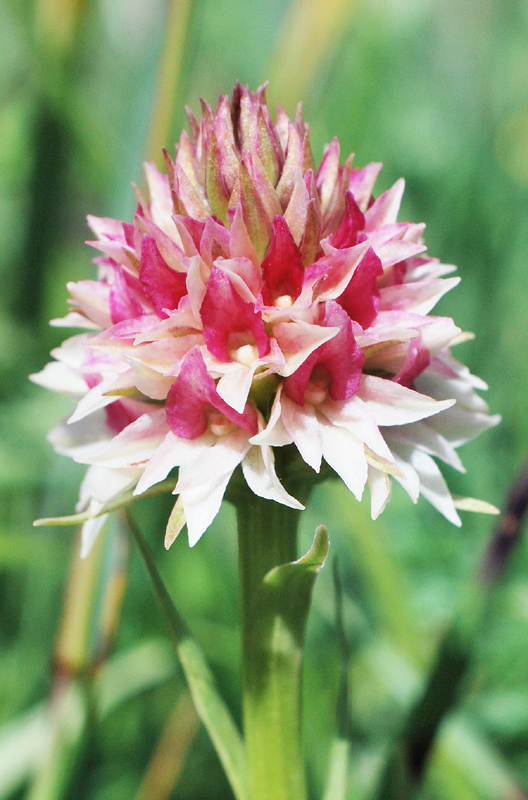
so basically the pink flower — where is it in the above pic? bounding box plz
[32,84,500,551]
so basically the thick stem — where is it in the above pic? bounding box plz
[235,492,307,800]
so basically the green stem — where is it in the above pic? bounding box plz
[235,492,307,800]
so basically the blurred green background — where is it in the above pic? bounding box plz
[2,0,528,797]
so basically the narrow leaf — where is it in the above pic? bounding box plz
[33,479,176,527]
[126,513,248,800]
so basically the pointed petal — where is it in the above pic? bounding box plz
[348,162,383,211]
[281,395,323,471]
[380,277,460,315]
[242,444,304,509]
[261,216,305,304]
[364,178,405,229]
[135,430,214,495]
[410,450,461,526]
[139,236,187,315]
[357,375,455,426]
[368,466,392,519]
[80,409,168,468]
[320,418,368,499]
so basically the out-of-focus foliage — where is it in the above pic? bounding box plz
[2,0,528,798]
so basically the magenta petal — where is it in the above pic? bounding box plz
[261,216,305,304]
[394,337,431,387]
[337,247,383,328]
[322,302,365,400]
[139,236,187,316]
[283,351,317,406]
[174,216,206,252]
[201,266,268,361]
[110,266,144,324]
[166,348,258,438]
[105,397,145,433]
[122,222,136,249]
[329,192,365,250]
[284,301,364,404]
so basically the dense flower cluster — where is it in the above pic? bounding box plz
[32,84,499,552]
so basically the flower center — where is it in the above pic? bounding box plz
[304,365,329,406]
[304,382,327,405]
[232,343,259,366]
[208,411,235,437]
[275,294,294,308]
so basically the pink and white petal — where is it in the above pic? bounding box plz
[426,406,501,448]
[364,178,405,229]
[135,430,215,495]
[284,170,310,245]
[77,464,141,556]
[144,162,179,238]
[320,418,368,499]
[273,320,339,377]
[281,395,323,472]
[320,395,395,465]
[48,413,113,461]
[50,312,101,330]
[389,445,421,503]
[348,163,383,211]
[80,409,169,468]
[176,429,252,545]
[199,216,231,268]
[185,255,209,318]
[368,466,392,519]
[249,386,293,448]
[67,281,112,328]
[436,353,489,391]
[85,239,138,272]
[180,474,232,547]
[88,314,160,345]
[130,309,200,344]
[126,359,175,400]
[78,464,140,508]
[68,371,135,424]
[242,445,304,509]
[419,317,462,354]
[175,429,251,494]
[367,221,424,249]
[134,431,216,494]
[379,277,460,315]
[415,368,491,413]
[409,450,461,526]
[123,336,203,377]
[134,215,184,270]
[87,215,125,240]
[50,333,92,370]
[315,242,371,302]
[375,240,426,270]
[385,421,465,472]
[357,375,455,426]
[215,257,261,303]
[216,365,257,413]
[229,204,260,267]
[406,257,457,281]
[30,361,88,397]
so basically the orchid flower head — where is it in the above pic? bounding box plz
[32,83,500,551]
